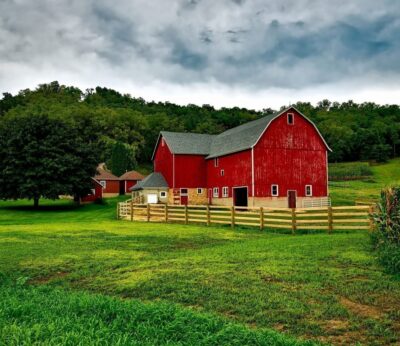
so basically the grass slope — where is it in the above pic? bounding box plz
[329,158,400,205]
[1,198,400,345]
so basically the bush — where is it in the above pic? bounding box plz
[329,162,373,181]
[372,187,400,274]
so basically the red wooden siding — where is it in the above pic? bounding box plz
[101,180,120,194]
[174,155,207,188]
[82,180,103,202]
[125,180,140,193]
[153,139,174,187]
[206,150,252,197]
[253,109,327,197]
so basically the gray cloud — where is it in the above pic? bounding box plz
[0,0,399,107]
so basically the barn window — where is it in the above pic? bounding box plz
[213,187,219,198]
[287,113,294,125]
[271,184,279,197]
[160,191,167,198]
[305,185,312,197]
[100,180,106,188]
[214,158,219,167]
[222,187,229,197]
[197,188,203,195]
[220,169,224,176]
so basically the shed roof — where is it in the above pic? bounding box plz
[130,172,169,191]
[95,168,119,181]
[119,170,145,181]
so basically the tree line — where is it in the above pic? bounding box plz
[0,81,399,205]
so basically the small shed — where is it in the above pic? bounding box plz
[119,170,145,194]
[130,172,169,204]
[95,167,120,197]
[81,178,103,203]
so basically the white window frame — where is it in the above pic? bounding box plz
[214,158,219,167]
[287,113,294,125]
[213,187,219,198]
[305,185,312,197]
[220,169,224,177]
[100,180,106,188]
[197,188,203,195]
[160,191,167,198]
[222,186,229,198]
[271,184,279,197]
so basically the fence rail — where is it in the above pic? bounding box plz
[117,201,374,233]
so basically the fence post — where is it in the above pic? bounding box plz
[369,205,375,232]
[165,204,168,223]
[291,208,296,235]
[206,205,210,226]
[260,207,264,231]
[185,205,188,224]
[328,206,333,234]
[147,203,150,222]
[130,200,133,222]
[231,206,235,228]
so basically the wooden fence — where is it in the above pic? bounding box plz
[117,202,374,233]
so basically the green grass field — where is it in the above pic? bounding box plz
[1,159,400,345]
[329,158,400,205]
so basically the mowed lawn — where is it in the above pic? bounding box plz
[1,198,400,345]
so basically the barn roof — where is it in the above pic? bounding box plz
[95,168,119,181]
[119,170,145,181]
[130,172,169,191]
[159,131,215,155]
[153,107,331,159]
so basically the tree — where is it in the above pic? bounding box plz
[0,114,98,207]
[108,141,137,177]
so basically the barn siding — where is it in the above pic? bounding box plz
[174,155,207,188]
[254,109,327,198]
[206,150,252,198]
[153,139,174,187]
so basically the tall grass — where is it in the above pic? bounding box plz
[372,187,400,274]
[329,162,373,181]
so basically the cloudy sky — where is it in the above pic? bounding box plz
[0,0,399,109]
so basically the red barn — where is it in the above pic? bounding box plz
[119,170,145,194]
[135,107,331,208]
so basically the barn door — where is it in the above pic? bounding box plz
[287,190,297,208]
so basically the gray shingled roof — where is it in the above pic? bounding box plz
[160,131,215,155]
[207,113,279,158]
[130,172,169,191]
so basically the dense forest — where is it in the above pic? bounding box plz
[1,81,399,173]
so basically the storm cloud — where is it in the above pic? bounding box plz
[0,0,399,108]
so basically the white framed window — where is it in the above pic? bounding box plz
[160,191,167,198]
[213,187,219,198]
[197,188,203,195]
[305,185,312,197]
[287,113,294,125]
[222,187,229,197]
[100,180,106,188]
[214,158,219,167]
[220,169,224,176]
[271,184,279,197]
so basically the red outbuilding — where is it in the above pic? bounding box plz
[95,166,120,197]
[81,178,103,203]
[134,107,331,208]
[119,170,145,194]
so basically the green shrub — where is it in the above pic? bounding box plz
[329,162,373,181]
[372,187,400,274]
